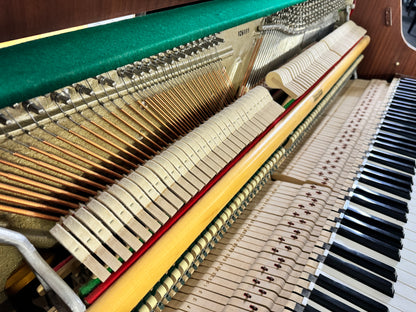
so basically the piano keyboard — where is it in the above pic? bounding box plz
[157,77,416,312]
[305,77,416,312]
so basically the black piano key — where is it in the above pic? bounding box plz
[336,224,401,261]
[330,241,397,282]
[345,206,404,238]
[303,305,320,312]
[377,129,416,148]
[324,254,394,297]
[357,173,410,199]
[389,103,416,114]
[316,274,389,312]
[382,117,416,130]
[396,85,416,95]
[373,140,416,159]
[353,185,408,212]
[400,76,416,82]
[380,122,416,141]
[385,107,416,120]
[399,77,416,85]
[392,86,416,96]
[340,215,402,249]
[391,96,416,106]
[391,97,416,107]
[363,163,413,185]
[392,91,416,100]
[309,288,360,312]
[400,77,416,83]
[393,83,416,94]
[368,149,415,174]
[393,89,416,98]
[389,90,416,104]
[384,113,416,127]
[361,167,412,191]
[397,79,416,87]
[349,193,407,222]
[392,95,416,106]
[377,130,416,151]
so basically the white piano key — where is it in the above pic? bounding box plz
[333,235,398,268]
[317,265,392,307]
[404,219,416,235]
[353,180,411,203]
[306,299,333,312]
[383,286,416,312]
[346,202,405,229]
[310,269,403,312]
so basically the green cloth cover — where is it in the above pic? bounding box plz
[0,0,304,108]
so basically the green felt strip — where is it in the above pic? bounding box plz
[284,99,295,109]
[0,0,304,108]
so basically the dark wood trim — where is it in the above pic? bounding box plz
[0,0,203,42]
[351,0,416,80]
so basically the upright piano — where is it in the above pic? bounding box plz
[0,0,415,311]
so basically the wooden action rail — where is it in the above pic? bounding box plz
[85,35,370,312]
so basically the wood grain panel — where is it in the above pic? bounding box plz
[0,0,203,42]
[351,0,416,80]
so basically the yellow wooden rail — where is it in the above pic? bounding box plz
[87,35,370,312]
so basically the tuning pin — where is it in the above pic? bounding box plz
[22,100,45,114]
[96,75,116,87]
[142,58,157,71]
[0,113,11,125]
[117,68,126,78]
[172,48,186,59]
[158,52,174,64]
[51,90,71,104]
[123,66,136,79]
[73,84,94,96]
[149,55,163,66]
